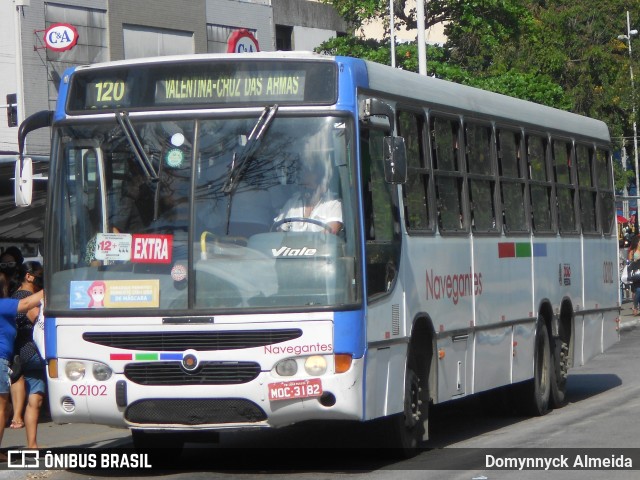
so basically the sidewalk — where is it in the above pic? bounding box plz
[620,298,640,330]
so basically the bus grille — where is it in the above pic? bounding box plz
[124,361,261,385]
[83,329,302,351]
[125,398,267,425]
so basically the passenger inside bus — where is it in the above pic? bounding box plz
[273,153,343,235]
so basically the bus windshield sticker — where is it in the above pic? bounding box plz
[95,233,132,262]
[131,234,173,264]
[70,280,160,309]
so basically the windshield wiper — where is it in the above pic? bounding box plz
[115,111,158,181]
[222,104,278,194]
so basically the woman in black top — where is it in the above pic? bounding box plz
[9,262,44,448]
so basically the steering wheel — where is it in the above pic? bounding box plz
[271,217,334,233]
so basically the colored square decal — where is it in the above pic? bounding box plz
[533,243,547,257]
[110,353,133,361]
[498,243,515,258]
[135,353,159,361]
[515,243,531,258]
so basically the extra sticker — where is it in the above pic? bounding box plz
[131,234,173,264]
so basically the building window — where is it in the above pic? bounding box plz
[123,25,194,59]
[276,25,293,51]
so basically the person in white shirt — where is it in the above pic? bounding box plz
[274,154,342,234]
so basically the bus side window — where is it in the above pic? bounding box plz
[432,117,465,232]
[398,109,432,232]
[527,135,554,233]
[576,144,597,234]
[465,122,497,233]
[497,129,528,233]
[595,148,615,235]
[361,127,402,298]
[553,139,577,234]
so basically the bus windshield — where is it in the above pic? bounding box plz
[47,114,359,313]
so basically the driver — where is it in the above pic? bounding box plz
[274,153,342,234]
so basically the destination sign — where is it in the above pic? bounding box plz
[155,71,305,104]
[66,59,337,113]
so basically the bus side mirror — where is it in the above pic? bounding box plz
[383,136,407,184]
[15,157,33,207]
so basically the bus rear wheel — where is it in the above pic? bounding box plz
[519,321,551,416]
[550,334,569,408]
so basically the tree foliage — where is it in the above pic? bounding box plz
[318,0,640,191]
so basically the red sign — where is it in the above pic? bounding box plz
[43,23,79,52]
[268,378,323,401]
[131,234,173,264]
[227,29,260,53]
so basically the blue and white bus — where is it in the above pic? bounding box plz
[16,52,619,453]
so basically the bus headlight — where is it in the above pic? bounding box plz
[92,362,112,381]
[65,361,86,381]
[275,358,297,376]
[304,356,327,376]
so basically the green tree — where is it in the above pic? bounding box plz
[318,0,640,194]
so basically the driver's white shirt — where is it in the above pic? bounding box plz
[274,190,342,232]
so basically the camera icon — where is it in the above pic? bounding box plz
[7,450,40,468]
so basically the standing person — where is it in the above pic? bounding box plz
[9,262,45,448]
[0,246,24,296]
[628,249,640,315]
[0,288,44,457]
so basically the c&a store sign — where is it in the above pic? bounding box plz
[43,23,79,52]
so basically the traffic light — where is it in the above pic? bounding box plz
[6,93,17,127]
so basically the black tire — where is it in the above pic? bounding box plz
[550,332,569,408]
[382,366,428,457]
[519,321,551,416]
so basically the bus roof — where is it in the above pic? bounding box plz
[361,59,611,144]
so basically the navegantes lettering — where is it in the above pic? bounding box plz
[426,267,483,305]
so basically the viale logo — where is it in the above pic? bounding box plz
[271,246,317,257]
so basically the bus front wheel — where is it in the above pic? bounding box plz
[383,365,428,457]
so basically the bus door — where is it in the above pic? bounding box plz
[359,114,406,420]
